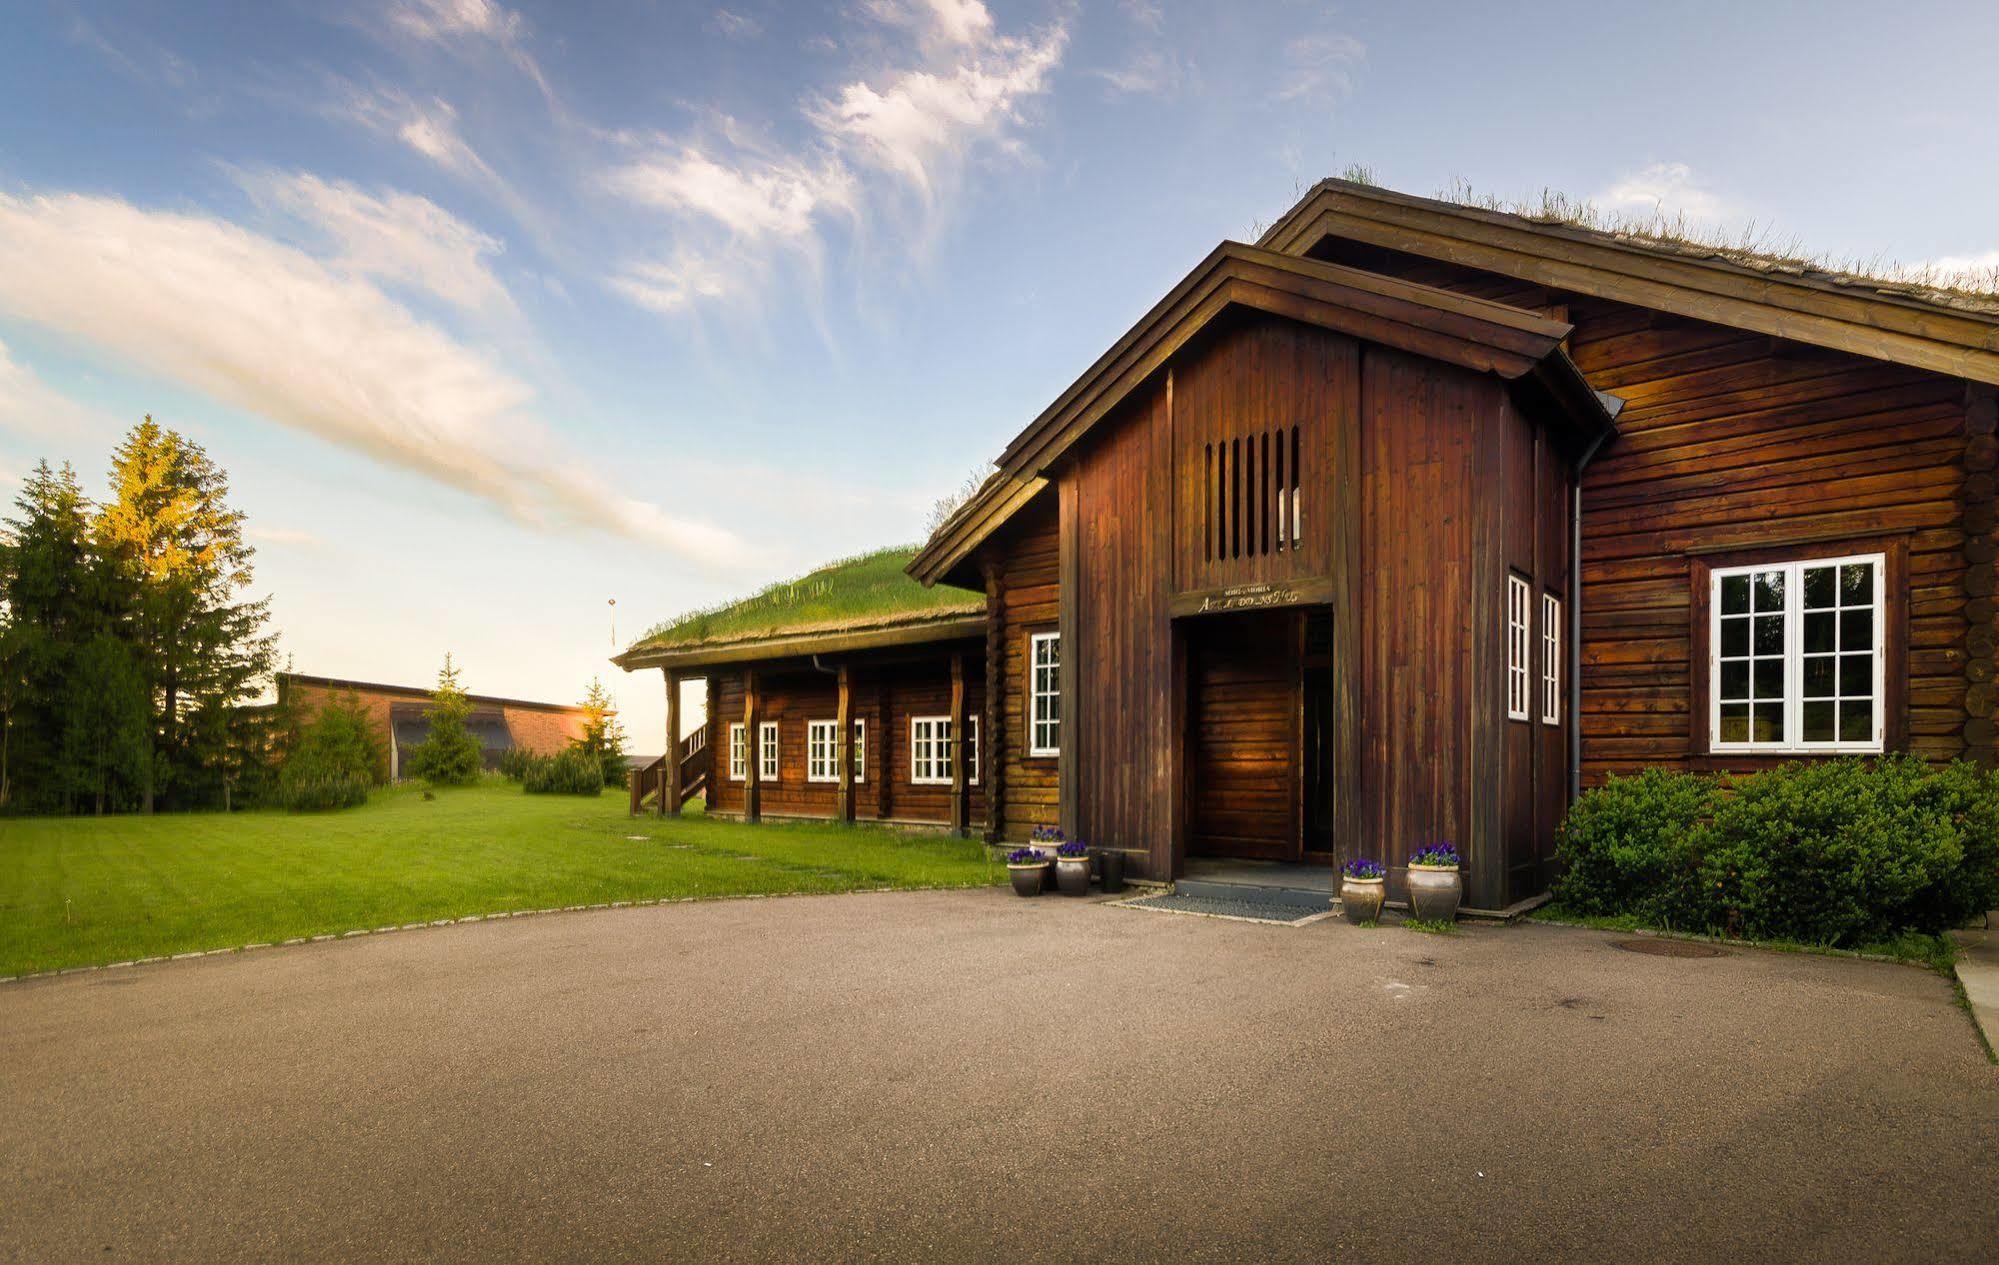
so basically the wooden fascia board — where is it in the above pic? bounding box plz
[1001,248,1570,479]
[1267,192,1999,385]
[907,474,1048,586]
[616,615,987,671]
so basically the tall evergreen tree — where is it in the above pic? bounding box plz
[406,653,483,786]
[0,462,94,811]
[570,676,629,787]
[94,418,277,811]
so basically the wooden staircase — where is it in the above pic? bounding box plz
[629,722,711,815]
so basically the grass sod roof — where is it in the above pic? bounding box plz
[622,546,984,664]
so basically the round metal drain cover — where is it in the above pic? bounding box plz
[1612,938,1728,959]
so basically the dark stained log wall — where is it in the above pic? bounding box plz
[979,496,1061,842]
[1313,238,1973,784]
[705,654,986,826]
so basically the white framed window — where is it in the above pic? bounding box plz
[758,721,780,782]
[1710,553,1884,753]
[910,715,979,786]
[1029,632,1061,757]
[727,723,746,781]
[1506,574,1531,721]
[807,720,838,783]
[807,719,867,783]
[1541,593,1562,726]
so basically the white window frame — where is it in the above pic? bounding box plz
[910,715,979,786]
[1541,593,1562,726]
[1029,632,1061,757]
[1708,552,1885,755]
[727,722,746,781]
[1506,574,1531,722]
[758,721,780,782]
[807,720,839,783]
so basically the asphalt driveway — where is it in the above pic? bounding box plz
[1,890,1993,1263]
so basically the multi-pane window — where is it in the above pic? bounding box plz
[910,716,979,785]
[807,720,838,783]
[805,720,867,783]
[1029,632,1061,756]
[727,722,747,781]
[1711,554,1884,752]
[1541,593,1562,726]
[1506,574,1531,721]
[758,721,780,781]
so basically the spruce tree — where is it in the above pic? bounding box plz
[94,418,277,811]
[406,654,483,786]
[571,676,629,787]
[0,462,94,811]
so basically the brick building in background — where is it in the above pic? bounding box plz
[278,674,594,780]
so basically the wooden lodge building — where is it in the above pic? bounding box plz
[617,179,1999,914]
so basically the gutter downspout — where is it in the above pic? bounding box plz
[1569,426,1614,802]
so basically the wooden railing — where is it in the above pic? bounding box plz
[629,721,712,816]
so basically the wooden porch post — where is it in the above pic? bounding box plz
[836,664,854,824]
[743,668,761,824]
[662,668,681,817]
[949,652,968,837]
[982,558,1003,844]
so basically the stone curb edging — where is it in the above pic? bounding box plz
[0,883,993,987]
[1530,917,1933,969]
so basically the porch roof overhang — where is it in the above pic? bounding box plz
[909,240,1618,587]
[611,611,987,673]
[1256,179,1999,386]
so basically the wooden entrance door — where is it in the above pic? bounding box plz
[1188,610,1302,861]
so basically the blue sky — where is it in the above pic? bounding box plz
[2,0,1995,749]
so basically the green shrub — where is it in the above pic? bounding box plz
[523,748,603,796]
[278,756,371,812]
[277,694,384,812]
[496,746,538,782]
[1554,756,1999,948]
[1553,768,1714,917]
[404,654,483,787]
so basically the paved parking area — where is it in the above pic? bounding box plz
[2,890,1993,1263]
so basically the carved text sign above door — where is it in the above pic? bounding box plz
[1168,577,1336,619]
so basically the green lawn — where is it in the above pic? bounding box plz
[0,780,1001,976]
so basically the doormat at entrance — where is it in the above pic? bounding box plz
[1116,892,1337,926]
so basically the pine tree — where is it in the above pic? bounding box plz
[0,462,94,811]
[571,676,629,787]
[94,418,277,811]
[406,653,483,786]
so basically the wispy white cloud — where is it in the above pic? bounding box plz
[0,337,114,442]
[380,0,554,103]
[0,188,756,568]
[1596,162,1734,223]
[609,0,1066,316]
[1092,48,1187,99]
[243,171,517,318]
[710,8,763,40]
[1915,249,1999,287]
[328,82,498,183]
[1277,31,1365,103]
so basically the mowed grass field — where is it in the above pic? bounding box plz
[0,781,1001,976]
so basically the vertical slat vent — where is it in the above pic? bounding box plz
[1203,424,1303,561]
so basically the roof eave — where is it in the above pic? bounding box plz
[614,613,987,672]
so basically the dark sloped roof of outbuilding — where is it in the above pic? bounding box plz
[1257,178,1999,384]
[614,547,985,671]
[908,241,1617,586]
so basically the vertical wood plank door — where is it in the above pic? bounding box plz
[1188,610,1302,861]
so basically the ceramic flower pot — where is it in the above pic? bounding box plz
[1055,856,1091,896]
[1406,864,1463,922]
[1008,864,1047,897]
[1095,849,1126,894]
[1340,876,1385,925]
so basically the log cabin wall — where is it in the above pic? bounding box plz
[978,496,1061,842]
[1312,238,1974,782]
[705,651,986,826]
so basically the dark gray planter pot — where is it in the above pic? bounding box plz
[1340,877,1385,924]
[1406,865,1463,922]
[1008,864,1048,897]
[1054,857,1091,896]
[1095,849,1126,894]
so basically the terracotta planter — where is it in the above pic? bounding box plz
[1008,864,1048,897]
[1339,876,1385,924]
[1054,856,1092,896]
[1406,864,1463,922]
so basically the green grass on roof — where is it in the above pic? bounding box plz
[631,546,983,652]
